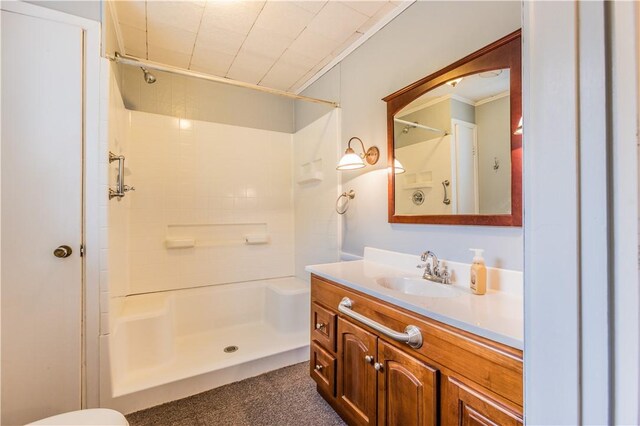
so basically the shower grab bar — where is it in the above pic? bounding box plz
[338,297,423,349]
[442,180,451,205]
[109,152,134,200]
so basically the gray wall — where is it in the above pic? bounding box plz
[395,98,475,148]
[25,1,101,21]
[297,1,522,270]
[476,96,511,214]
[294,66,341,132]
[120,64,295,133]
[451,99,475,124]
[395,100,451,148]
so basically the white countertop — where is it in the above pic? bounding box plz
[306,248,523,350]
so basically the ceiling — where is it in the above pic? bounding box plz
[113,0,407,93]
[401,69,511,113]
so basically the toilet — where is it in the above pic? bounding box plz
[28,409,128,426]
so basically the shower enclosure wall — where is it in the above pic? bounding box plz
[101,63,340,413]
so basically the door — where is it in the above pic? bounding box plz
[337,317,378,425]
[377,341,438,426]
[444,377,523,426]
[1,9,84,426]
[451,119,479,214]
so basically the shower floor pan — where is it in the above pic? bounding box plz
[109,277,310,398]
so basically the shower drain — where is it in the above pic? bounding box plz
[223,345,239,353]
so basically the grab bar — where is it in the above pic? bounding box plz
[109,152,134,200]
[338,297,423,349]
[442,180,451,205]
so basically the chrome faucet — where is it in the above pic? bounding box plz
[417,251,451,284]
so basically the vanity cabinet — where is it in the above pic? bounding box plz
[310,274,523,426]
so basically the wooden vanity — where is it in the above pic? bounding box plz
[310,274,523,426]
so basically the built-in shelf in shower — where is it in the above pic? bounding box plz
[297,159,323,184]
[402,171,433,189]
[165,222,268,248]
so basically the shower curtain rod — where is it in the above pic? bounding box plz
[394,118,448,134]
[108,52,340,108]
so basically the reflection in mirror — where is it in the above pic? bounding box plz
[393,69,511,216]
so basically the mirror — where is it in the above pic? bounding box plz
[384,30,521,226]
[394,69,511,216]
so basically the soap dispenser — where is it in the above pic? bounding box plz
[469,249,487,295]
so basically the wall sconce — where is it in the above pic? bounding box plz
[336,137,379,171]
[393,158,405,174]
[514,117,523,135]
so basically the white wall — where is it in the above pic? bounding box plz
[395,135,453,215]
[297,1,523,270]
[126,111,294,294]
[24,1,101,21]
[293,110,341,279]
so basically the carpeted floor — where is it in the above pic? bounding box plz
[126,362,346,426]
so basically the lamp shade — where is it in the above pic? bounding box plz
[514,117,523,135]
[337,148,365,170]
[394,158,405,174]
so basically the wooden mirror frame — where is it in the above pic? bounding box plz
[383,30,522,227]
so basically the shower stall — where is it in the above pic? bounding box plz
[102,62,341,413]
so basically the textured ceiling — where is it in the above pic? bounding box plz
[114,0,406,93]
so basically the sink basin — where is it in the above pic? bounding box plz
[376,277,460,298]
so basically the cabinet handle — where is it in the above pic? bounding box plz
[364,355,374,364]
[338,297,423,349]
[315,323,325,330]
[314,364,323,372]
[374,362,383,372]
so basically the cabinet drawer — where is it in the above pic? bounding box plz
[311,342,336,397]
[312,302,337,351]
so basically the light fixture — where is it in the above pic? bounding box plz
[446,77,463,87]
[393,158,405,174]
[514,117,523,135]
[336,137,379,171]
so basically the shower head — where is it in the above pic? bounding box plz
[141,67,156,84]
[402,122,418,134]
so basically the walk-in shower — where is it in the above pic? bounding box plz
[103,61,341,413]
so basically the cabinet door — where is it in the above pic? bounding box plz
[337,317,378,426]
[377,341,438,426]
[444,377,523,426]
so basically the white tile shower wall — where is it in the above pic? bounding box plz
[105,62,131,334]
[293,110,341,279]
[127,111,294,294]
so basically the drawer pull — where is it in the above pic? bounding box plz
[314,364,323,372]
[374,362,383,372]
[315,322,326,330]
[338,297,423,349]
[365,355,374,364]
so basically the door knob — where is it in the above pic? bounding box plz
[374,362,383,372]
[365,355,374,364]
[53,245,72,258]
